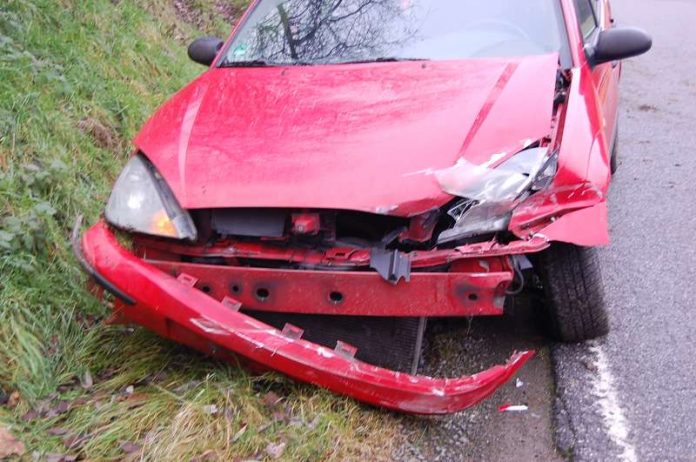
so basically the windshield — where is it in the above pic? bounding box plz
[220,0,570,67]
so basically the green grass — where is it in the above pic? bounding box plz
[0,1,399,460]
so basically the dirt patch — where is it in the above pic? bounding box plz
[77,117,120,152]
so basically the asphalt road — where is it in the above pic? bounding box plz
[552,0,696,460]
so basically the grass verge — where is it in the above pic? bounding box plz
[0,1,399,460]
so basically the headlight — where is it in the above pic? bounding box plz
[436,147,557,244]
[105,155,197,240]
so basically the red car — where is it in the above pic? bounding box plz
[73,0,651,414]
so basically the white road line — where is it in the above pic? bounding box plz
[589,342,638,462]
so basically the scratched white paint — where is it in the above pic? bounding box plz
[316,347,335,359]
[589,343,638,462]
[190,317,229,336]
[431,388,445,397]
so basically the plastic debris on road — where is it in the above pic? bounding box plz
[498,403,529,412]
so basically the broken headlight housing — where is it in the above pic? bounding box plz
[105,154,197,240]
[436,147,558,244]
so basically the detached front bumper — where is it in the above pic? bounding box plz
[73,219,533,415]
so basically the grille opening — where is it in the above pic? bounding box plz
[334,211,409,243]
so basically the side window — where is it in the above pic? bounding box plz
[574,0,599,39]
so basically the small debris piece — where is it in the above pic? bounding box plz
[265,442,286,460]
[0,425,26,458]
[515,378,524,388]
[125,385,134,395]
[498,403,529,413]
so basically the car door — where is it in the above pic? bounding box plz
[575,0,621,151]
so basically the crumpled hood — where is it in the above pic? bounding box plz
[135,54,558,216]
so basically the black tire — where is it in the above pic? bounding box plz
[536,243,610,342]
[610,128,619,174]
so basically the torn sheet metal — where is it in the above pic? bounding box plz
[509,182,606,244]
[134,232,551,270]
[535,202,610,247]
[433,147,557,243]
[435,147,550,203]
[438,202,513,244]
[77,221,533,415]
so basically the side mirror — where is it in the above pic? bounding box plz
[591,27,652,66]
[188,37,224,66]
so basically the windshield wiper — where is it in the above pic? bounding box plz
[338,57,430,65]
[220,60,272,68]
[220,59,317,68]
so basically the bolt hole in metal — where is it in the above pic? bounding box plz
[230,284,241,294]
[468,293,479,301]
[255,287,270,301]
[329,291,345,305]
[200,284,212,294]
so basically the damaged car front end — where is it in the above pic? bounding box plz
[74,0,651,414]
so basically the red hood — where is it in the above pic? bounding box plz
[135,54,558,216]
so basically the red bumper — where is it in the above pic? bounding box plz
[75,220,533,415]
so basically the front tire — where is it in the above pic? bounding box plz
[536,243,610,342]
[610,128,619,174]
